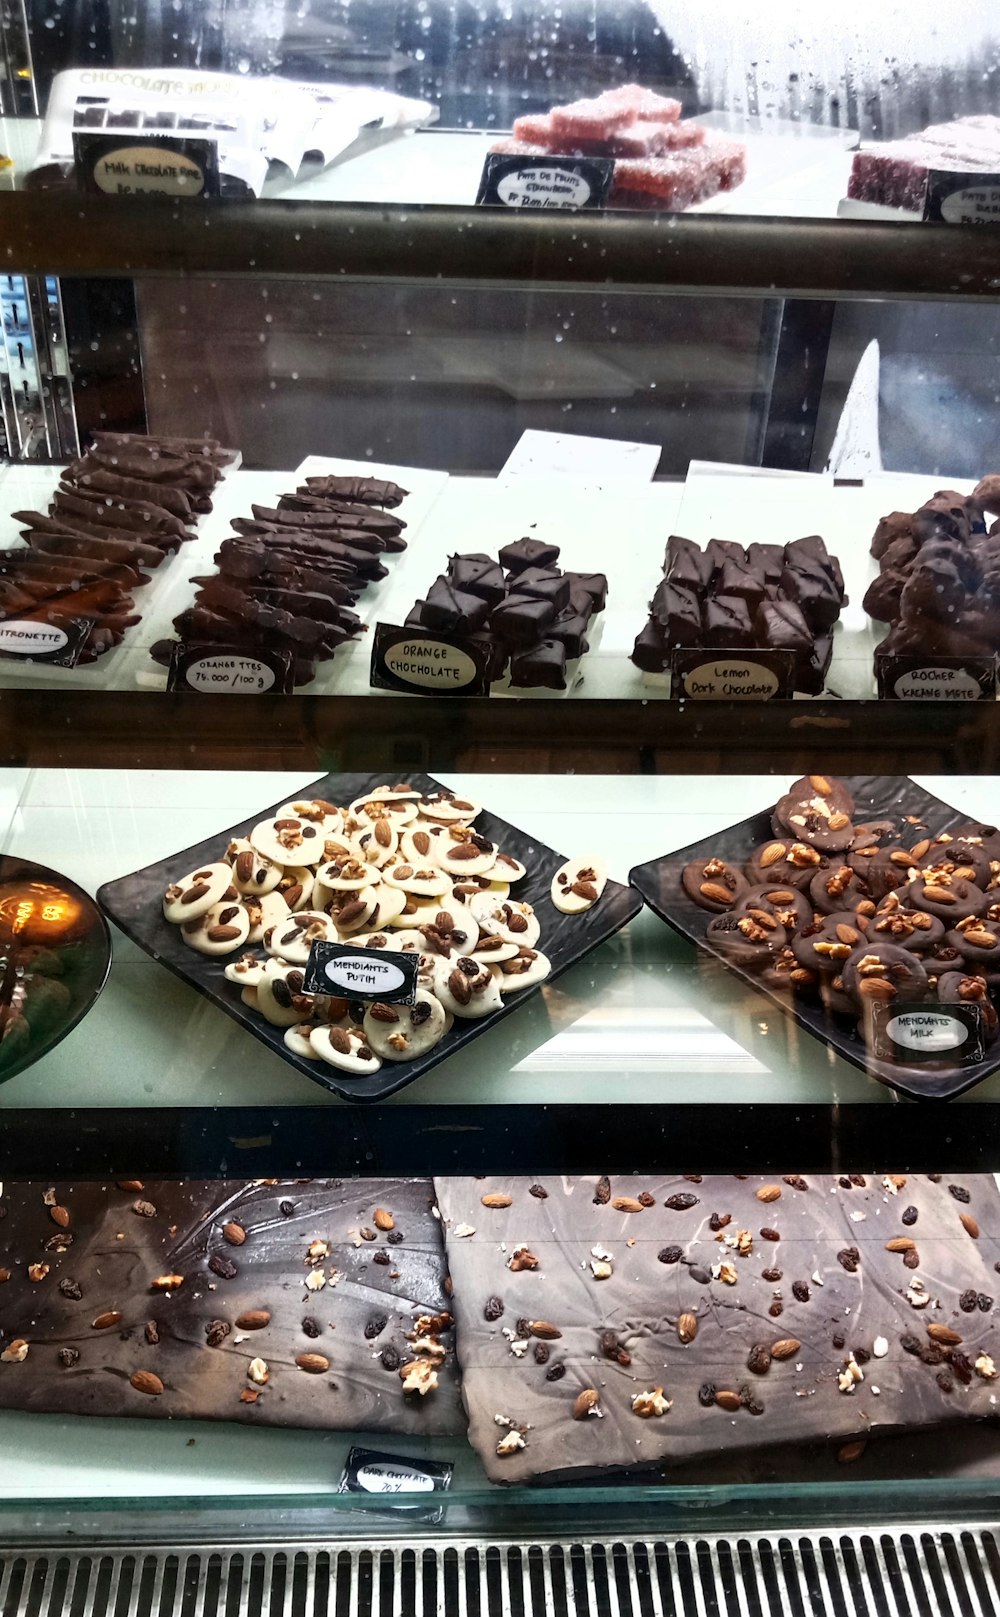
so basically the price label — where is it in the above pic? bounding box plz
[476,153,614,211]
[925,170,1000,226]
[869,1001,986,1065]
[370,624,492,697]
[166,644,295,695]
[339,1447,453,1522]
[73,132,220,198]
[302,940,419,1005]
[876,654,996,701]
[0,616,93,667]
[671,647,795,700]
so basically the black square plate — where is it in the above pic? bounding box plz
[97,771,641,1103]
[629,775,1000,1101]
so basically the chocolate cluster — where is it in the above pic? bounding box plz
[865,477,1000,663]
[403,538,607,691]
[10,432,235,662]
[631,534,847,693]
[682,773,1000,1047]
[151,474,409,687]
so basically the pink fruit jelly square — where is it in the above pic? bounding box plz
[512,113,561,148]
[611,119,706,158]
[599,84,682,123]
[550,97,637,144]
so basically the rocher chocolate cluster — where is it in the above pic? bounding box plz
[865,475,1000,665]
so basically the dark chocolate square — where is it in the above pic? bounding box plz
[548,611,591,659]
[447,554,507,607]
[651,579,701,648]
[498,537,561,574]
[701,594,753,648]
[422,576,491,634]
[490,592,557,646]
[516,568,572,613]
[508,637,568,690]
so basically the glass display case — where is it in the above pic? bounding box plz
[4,7,1000,1612]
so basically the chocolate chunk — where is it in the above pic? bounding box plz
[630,617,669,673]
[490,593,557,647]
[508,638,568,691]
[422,576,491,634]
[658,1245,683,1264]
[498,537,560,574]
[515,568,572,613]
[665,1193,699,1211]
[701,594,753,649]
[446,554,507,607]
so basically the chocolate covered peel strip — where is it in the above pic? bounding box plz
[5,432,234,663]
[0,1178,463,1436]
[437,1173,1000,1483]
[152,477,411,688]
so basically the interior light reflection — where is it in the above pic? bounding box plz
[512,1007,768,1075]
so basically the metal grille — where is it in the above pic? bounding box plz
[4,1528,1000,1617]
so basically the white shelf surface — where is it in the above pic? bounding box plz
[0,459,978,700]
[0,768,999,1114]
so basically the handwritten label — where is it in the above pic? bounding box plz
[370,624,492,697]
[671,647,795,700]
[925,170,1000,226]
[339,1447,453,1520]
[870,1001,986,1065]
[302,941,418,1005]
[876,654,995,702]
[0,616,93,667]
[476,153,614,211]
[166,644,295,695]
[73,132,219,197]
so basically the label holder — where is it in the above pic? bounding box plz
[0,615,94,668]
[875,653,996,702]
[370,623,493,697]
[869,1000,987,1065]
[302,940,419,1006]
[166,643,295,695]
[670,646,796,700]
[476,152,614,211]
[73,130,220,197]
[924,169,1000,226]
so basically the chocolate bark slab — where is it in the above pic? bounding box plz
[0,1178,463,1437]
[630,775,1000,1101]
[437,1172,1000,1484]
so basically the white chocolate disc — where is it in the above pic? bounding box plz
[249,814,325,866]
[486,851,527,883]
[436,959,504,1019]
[315,855,372,892]
[328,886,380,937]
[363,990,448,1061]
[492,947,552,992]
[550,855,608,914]
[369,884,408,926]
[240,986,260,1010]
[276,866,315,911]
[224,952,268,987]
[355,820,399,868]
[381,862,451,898]
[385,894,442,928]
[266,910,337,964]
[437,834,498,878]
[465,881,512,916]
[415,791,482,824]
[310,1023,383,1075]
[400,824,449,867]
[163,861,232,925]
[276,799,343,838]
[180,900,251,956]
[284,1022,320,1058]
[477,899,541,948]
[246,889,290,946]
[256,960,311,1027]
[226,839,284,897]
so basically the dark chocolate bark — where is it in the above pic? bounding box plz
[0,1178,462,1437]
[437,1173,1000,1484]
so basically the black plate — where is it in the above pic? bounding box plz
[0,858,112,1084]
[97,771,641,1103]
[629,776,1000,1102]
